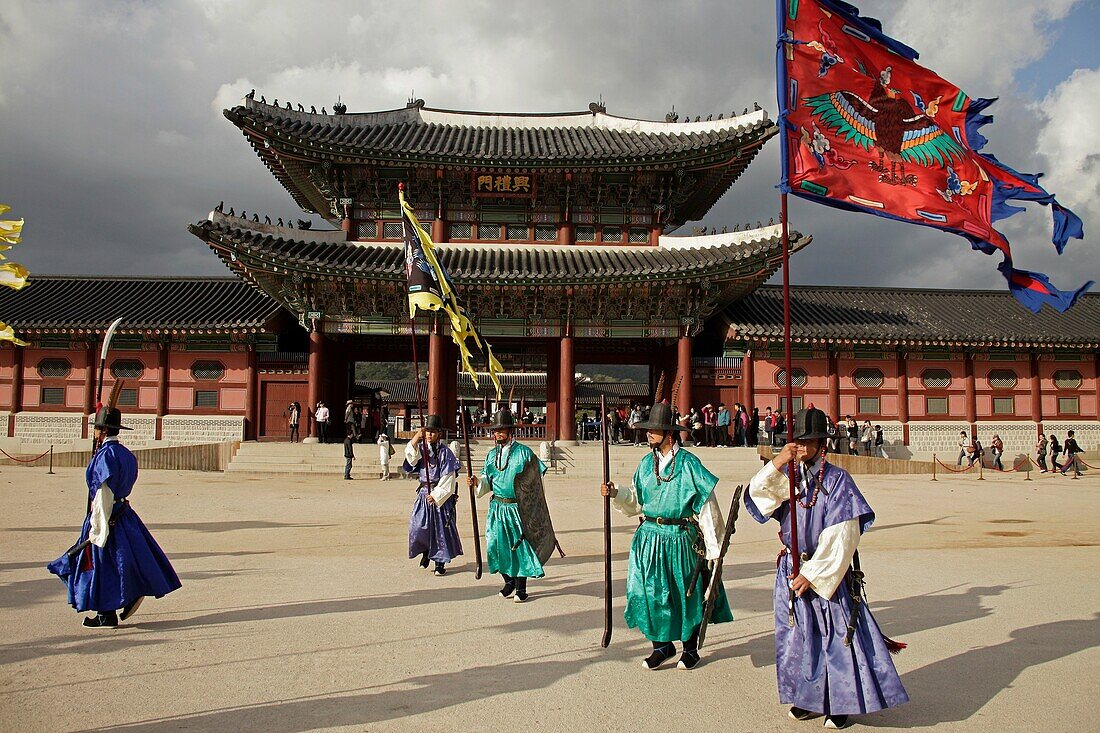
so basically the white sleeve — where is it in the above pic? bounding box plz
[800,519,860,600]
[748,462,790,517]
[403,441,421,466]
[430,471,457,504]
[696,491,726,561]
[88,483,115,548]
[476,471,493,498]
[611,482,642,517]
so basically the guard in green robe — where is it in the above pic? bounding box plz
[468,406,553,603]
[602,399,733,670]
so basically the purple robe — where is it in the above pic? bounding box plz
[745,462,908,716]
[403,443,463,564]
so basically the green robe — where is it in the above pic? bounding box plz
[481,442,548,579]
[624,449,734,642]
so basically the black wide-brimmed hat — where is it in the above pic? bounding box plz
[791,407,829,441]
[422,414,444,432]
[93,406,132,432]
[635,402,689,432]
[488,407,516,431]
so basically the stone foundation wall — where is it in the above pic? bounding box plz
[161,415,244,445]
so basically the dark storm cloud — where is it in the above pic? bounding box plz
[0,0,1094,294]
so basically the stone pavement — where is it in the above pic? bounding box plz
[1,460,1097,732]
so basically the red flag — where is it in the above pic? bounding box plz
[777,0,1090,312]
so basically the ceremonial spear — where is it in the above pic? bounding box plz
[93,317,124,444]
[460,399,483,579]
[600,394,612,648]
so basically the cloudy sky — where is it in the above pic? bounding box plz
[1,0,1097,298]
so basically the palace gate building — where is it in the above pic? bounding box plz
[0,95,1096,458]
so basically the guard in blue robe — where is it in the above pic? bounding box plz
[403,414,463,575]
[47,406,181,628]
[746,407,907,729]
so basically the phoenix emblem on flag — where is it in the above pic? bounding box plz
[803,66,965,187]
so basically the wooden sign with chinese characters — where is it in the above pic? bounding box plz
[472,172,536,198]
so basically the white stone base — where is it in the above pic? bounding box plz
[12,412,84,446]
[160,415,244,445]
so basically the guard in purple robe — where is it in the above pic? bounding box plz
[745,407,907,729]
[47,406,182,628]
[403,414,463,576]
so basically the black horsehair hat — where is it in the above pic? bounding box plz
[93,380,132,432]
[488,406,516,431]
[791,406,829,441]
[634,373,689,432]
[422,414,444,432]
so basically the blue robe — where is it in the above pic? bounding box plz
[745,461,908,716]
[47,440,181,613]
[404,442,463,564]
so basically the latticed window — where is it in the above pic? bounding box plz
[858,397,880,414]
[601,226,622,243]
[775,368,808,388]
[853,368,884,388]
[628,228,649,243]
[534,225,557,241]
[41,387,65,405]
[194,390,219,408]
[356,222,376,239]
[779,396,804,414]
[449,223,472,240]
[37,358,71,379]
[575,225,596,242]
[505,225,528,241]
[921,369,952,389]
[987,369,1017,389]
[191,361,225,381]
[1058,396,1080,414]
[111,359,144,380]
[1054,370,1082,389]
[118,388,138,407]
[992,396,1015,415]
[382,222,404,239]
[477,224,500,240]
[926,397,948,414]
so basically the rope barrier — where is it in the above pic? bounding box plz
[0,447,52,464]
[1076,456,1099,471]
[934,458,977,473]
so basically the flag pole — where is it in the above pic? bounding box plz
[776,0,800,627]
[401,182,436,503]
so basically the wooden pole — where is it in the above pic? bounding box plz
[460,400,483,579]
[781,192,799,628]
[600,394,613,648]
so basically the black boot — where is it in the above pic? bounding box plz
[513,577,528,603]
[678,626,701,669]
[644,642,676,670]
[434,562,446,576]
[419,552,430,569]
[82,610,118,629]
[499,574,516,598]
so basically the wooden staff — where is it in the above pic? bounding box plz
[600,394,613,648]
[460,400,483,580]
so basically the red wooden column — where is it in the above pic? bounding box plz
[305,330,325,441]
[8,344,23,437]
[741,350,755,409]
[245,345,258,441]
[428,321,446,419]
[545,339,560,440]
[897,349,910,445]
[1029,351,1043,433]
[155,341,170,441]
[676,331,693,416]
[82,343,96,440]
[827,349,840,420]
[559,328,576,441]
[431,218,446,244]
[1094,351,1100,421]
[557,222,574,246]
[964,351,977,434]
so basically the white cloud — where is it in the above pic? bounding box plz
[1035,67,1100,211]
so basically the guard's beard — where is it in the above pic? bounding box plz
[496,434,511,446]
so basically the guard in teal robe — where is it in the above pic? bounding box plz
[603,400,733,670]
[470,407,551,603]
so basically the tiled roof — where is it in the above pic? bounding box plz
[0,276,281,333]
[724,285,1100,347]
[190,215,807,286]
[226,98,777,167]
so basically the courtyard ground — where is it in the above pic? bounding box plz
[1,454,1097,732]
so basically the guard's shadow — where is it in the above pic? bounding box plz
[870,613,1100,727]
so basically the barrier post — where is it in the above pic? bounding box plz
[1024,457,1031,482]
[931,453,937,482]
[977,459,985,481]
[48,445,54,475]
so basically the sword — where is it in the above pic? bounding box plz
[695,484,744,650]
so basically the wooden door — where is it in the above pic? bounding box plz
[260,380,308,440]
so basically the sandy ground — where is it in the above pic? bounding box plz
[0,453,1098,732]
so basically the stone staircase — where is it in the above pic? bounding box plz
[226,439,766,480]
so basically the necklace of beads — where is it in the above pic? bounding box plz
[653,446,677,483]
[794,449,829,509]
